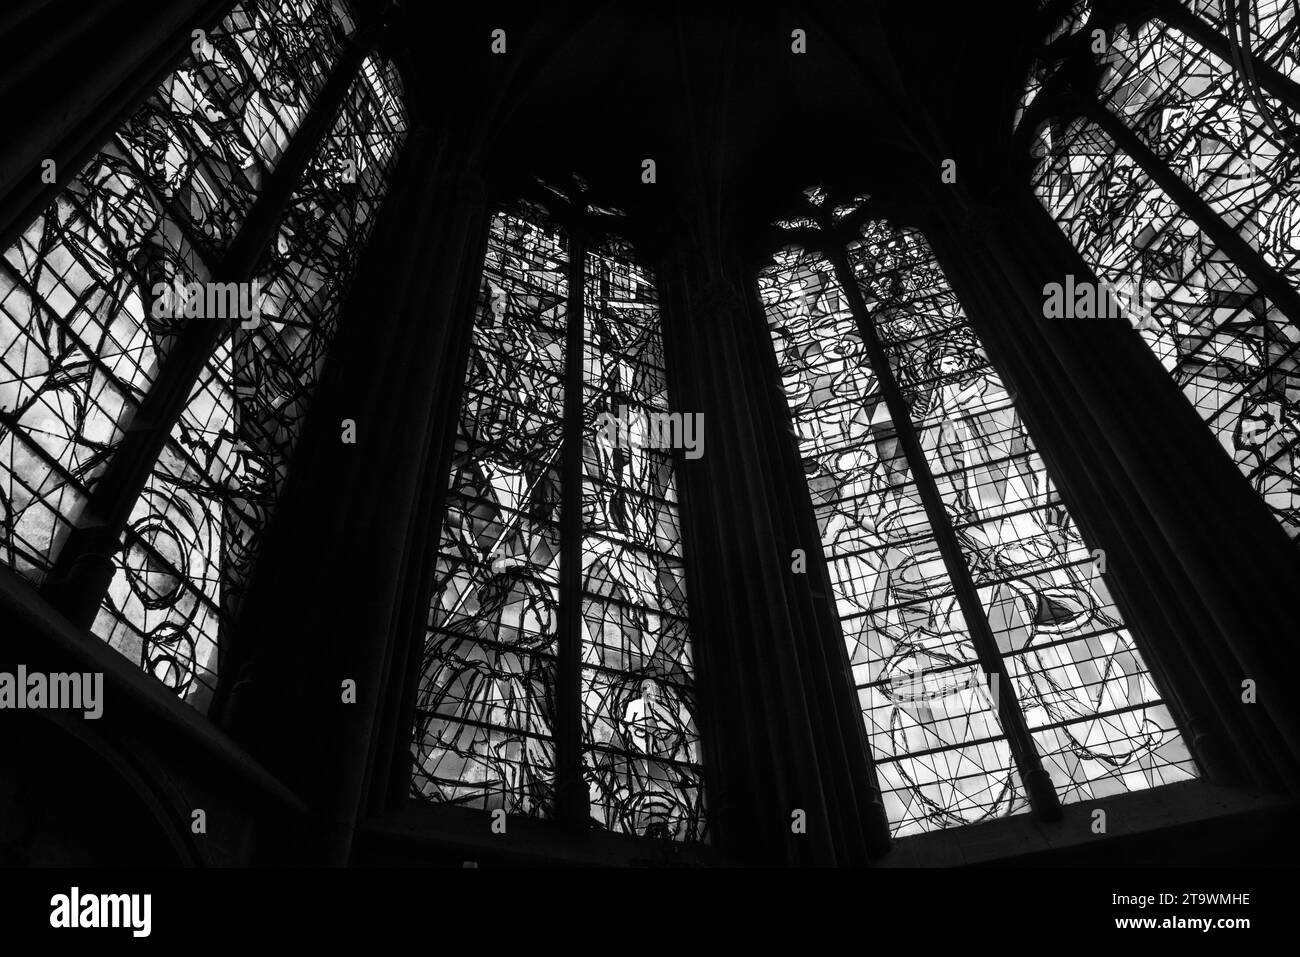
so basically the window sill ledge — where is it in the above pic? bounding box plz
[875,780,1298,867]
[0,564,307,820]
[355,800,731,867]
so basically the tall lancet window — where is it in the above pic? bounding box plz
[1023,0,1300,539]
[759,190,1195,837]
[414,202,568,820]
[2,0,355,584]
[94,53,407,703]
[0,0,407,708]
[412,187,706,842]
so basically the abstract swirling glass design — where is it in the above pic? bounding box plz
[851,222,1195,813]
[761,244,1027,836]
[94,53,407,706]
[1,143,203,582]
[2,0,353,583]
[1026,2,1300,537]
[413,208,705,842]
[760,211,1195,836]
[1194,0,1300,81]
[1,0,400,709]
[580,238,704,842]
[115,0,356,254]
[412,204,568,817]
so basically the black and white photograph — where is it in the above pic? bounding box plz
[0,0,1293,940]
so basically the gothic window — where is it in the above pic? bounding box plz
[1024,1,1300,538]
[759,192,1195,836]
[413,202,567,819]
[0,1,406,707]
[94,53,407,703]
[412,190,706,842]
[580,236,702,840]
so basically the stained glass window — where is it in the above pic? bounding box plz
[1,1,405,708]
[580,237,704,841]
[760,202,1196,837]
[412,200,706,842]
[412,203,568,818]
[1,143,199,581]
[116,0,356,254]
[1193,0,1299,77]
[1026,1,1300,538]
[93,53,408,705]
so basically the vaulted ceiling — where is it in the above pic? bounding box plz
[375,0,1047,241]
